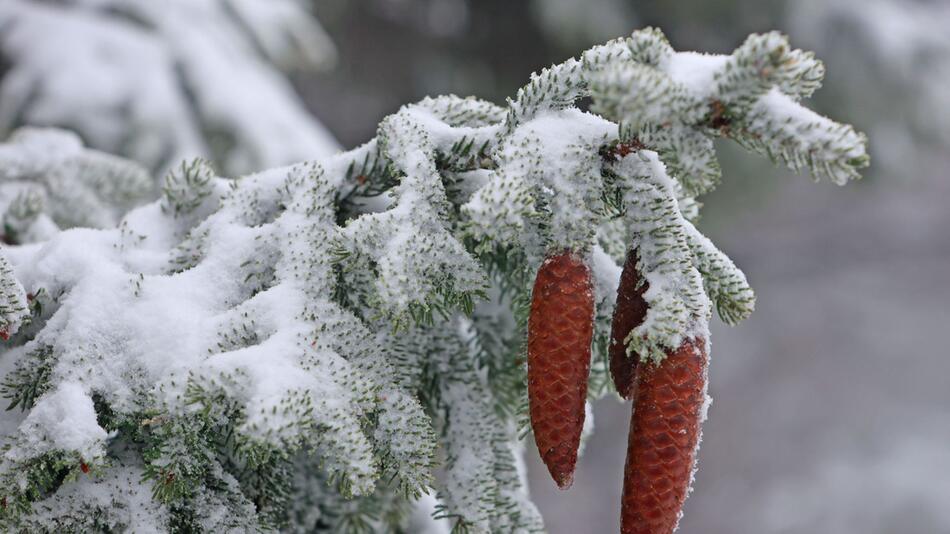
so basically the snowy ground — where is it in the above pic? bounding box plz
[527,165,950,533]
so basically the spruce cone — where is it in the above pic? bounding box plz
[609,249,649,399]
[527,251,594,489]
[621,337,707,534]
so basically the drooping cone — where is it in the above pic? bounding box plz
[527,251,594,489]
[621,337,708,534]
[609,249,649,399]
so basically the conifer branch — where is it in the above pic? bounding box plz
[0,29,868,532]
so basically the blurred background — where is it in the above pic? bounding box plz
[2,0,948,532]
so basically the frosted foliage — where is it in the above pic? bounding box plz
[609,152,709,364]
[0,128,151,244]
[589,28,868,189]
[417,323,544,533]
[19,465,170,532]
[338,102,491,325]
[0,0,339,177]
[5,382,107,465]
[0,29,866,532]
[0,254,28,339]
[683,226,755,327]
[740,89,868,186]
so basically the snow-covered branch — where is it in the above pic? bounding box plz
[0,28,867,532]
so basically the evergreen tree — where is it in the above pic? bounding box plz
[0,29,866,532]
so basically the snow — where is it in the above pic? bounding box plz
[491,108,616,254]
[682,222,754,326]
[665,52,730,98]
[6,382,107,464]
[4,161,384,496]
[590,244,622,309]
[401,104,501,152]
[0,3,200,172]
[339,100,496,319]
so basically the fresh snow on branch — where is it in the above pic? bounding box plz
[0,28,867,532]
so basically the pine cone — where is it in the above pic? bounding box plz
[527,251,594,489]
[609,249,649,399]
[621,337,707,534]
